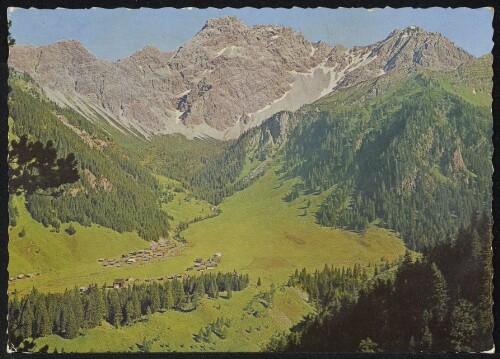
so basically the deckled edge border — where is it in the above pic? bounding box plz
[0,1,497,359]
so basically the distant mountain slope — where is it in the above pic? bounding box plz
[166,58,492,250]
[8,72,169,241]
[280,68,492,249]
[8,17,471,140]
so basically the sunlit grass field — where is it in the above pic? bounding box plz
[34,285,312,352]
[9,168,405,295]
[9,166,406,352]
[154,174,214,229]
[181,168,406,284]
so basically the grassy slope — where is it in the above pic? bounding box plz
[8,196,149,294]
[154,174,213,228]
[432,72,492,108]
[9,167,405,295]
[9,163,406,352]
[181,167,406,284]
[34,285,311,352]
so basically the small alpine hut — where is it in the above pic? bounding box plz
[113,279,126,289]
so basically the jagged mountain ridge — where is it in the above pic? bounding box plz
[8,16,472,140]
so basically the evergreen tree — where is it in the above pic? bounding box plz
[19,298,34,339]
[409,336,416,352]
[429,263,448,323]
[124,301,134,324]
[174,280,186,310]
[149,283,160,313]
[86,286,104,328]
[65,224,76,236]
[421,326,433,351]
[208,280,218,299]
[450,299,478,352]
[34,297,51,337]
[131,291,141,319]
[72,289,84,327]
[63,305,78,339]
[477,225,494,349]
[165,283,174,310]
[192,290,201,309]
[8,19,15,46]
[108,291,122,328]
[359,338,380,352]
[8,135,80,196]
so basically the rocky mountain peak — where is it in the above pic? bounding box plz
[375,24,471,72]
[132,45,162,56]
[126,46,172,63]
[48,39,96,59]
[52,38,87,48]
[203,16,246,30]
[388,25,426,37]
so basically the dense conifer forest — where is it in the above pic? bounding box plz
[8,272,249,347]
[267,211,492,352]
[282,74,492,250]
[139,119,281,205]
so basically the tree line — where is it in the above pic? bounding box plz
[268,211,492,352]
[8,271,250,349]
[287,263,371,312]
[141,129,250,205]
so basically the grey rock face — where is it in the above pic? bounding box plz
[9,18,471,140]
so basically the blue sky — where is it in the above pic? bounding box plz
[8,7,493,61]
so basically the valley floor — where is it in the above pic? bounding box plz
[9,168,406,352]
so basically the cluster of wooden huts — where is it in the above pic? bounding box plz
[186,252,222,272]
[108,252,222,290]
[9,272,40,282]
[98,240,176,268]
[110,273,189,290]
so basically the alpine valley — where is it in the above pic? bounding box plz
[7,16,493,353]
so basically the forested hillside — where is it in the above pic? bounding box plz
[121,67,494,251]
[137,111,293,205]
[270,211,492,352]
[9,57,491,253]
[280,69,492,249]
[9,71,169,241]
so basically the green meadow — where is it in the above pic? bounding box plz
[180,167,406,284]
[9,168,405,294]
[9,164,406,352]
[154,174,214,229]
[34,285,312,352]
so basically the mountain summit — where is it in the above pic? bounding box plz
[378,25,471,71]
[8,18,472,140]
[202,15,246,30]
